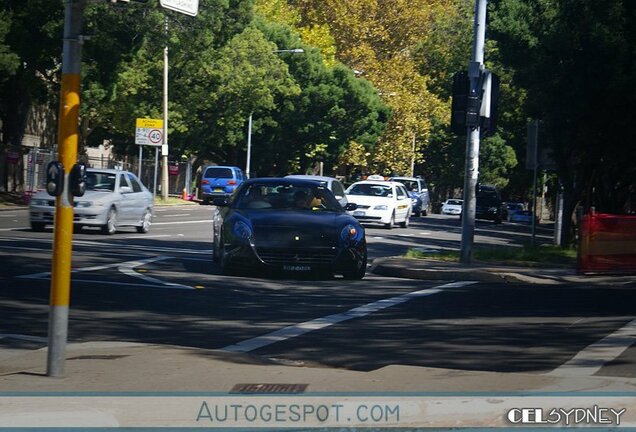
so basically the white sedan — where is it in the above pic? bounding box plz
[442,199,463,215]
[345,180,412,229]
[29,168,154,235]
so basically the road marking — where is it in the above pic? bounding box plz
[222,281,477,353]
[547,318,636,377]
[16,256,192,289]
[0,227,29,231]
[0,214,18,217]
[159,213,191,217]
[419,232,431,235]
[118,258,193,290]
[152,220,210,226]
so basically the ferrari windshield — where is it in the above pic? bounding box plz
[235,182,342,211]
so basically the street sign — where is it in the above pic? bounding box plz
[159,0,199,16]
[135,118,164,146]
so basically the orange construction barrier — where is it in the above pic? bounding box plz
[578,211,636,274]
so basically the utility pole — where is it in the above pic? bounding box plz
[459,0,487,264]
[246,113,252,178]
[161,15,169,200]
[48,0,86,377]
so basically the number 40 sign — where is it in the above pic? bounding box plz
[135,118,164,147]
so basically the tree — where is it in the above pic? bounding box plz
[490,0,636,244]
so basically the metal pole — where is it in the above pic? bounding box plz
[246,113,252,178]
[410,133,416,177]
[554,184,564,246]
[138,145,142,179]
[161,15,169,200]
[459,0,487,265]
[531,120,539,245]
[48,0,86,377]
[153,147,159,198]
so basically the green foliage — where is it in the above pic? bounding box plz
[489,0,636,216]
[0,10,19,80]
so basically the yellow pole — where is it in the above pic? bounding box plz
[47,0,85,377]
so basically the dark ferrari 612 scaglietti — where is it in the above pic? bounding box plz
[212,178,367,279]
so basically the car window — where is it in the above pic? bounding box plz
[331,180,345,197]
[235,183,342,211]
[394,179,418,192]
[86,172,116,192]
[127,174,142,193]
[346,183,393,197]
[119,174,133,193]
[204,167,233,179]
[448,200,462,205]
[396,185,407,199]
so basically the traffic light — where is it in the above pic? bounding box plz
[69,163,87,197]
[46,162,64,197]
[450,71,469,134]
[480,71,500,137]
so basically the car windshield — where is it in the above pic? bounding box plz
[393,179,418,192]
[204,167,233,179]
[447,200,462,205]
[234,183,342,212]
[347,183,393,198]
[86,172,116,192]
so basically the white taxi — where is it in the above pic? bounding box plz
[344,180,412,229]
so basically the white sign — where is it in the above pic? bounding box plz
[135,118,164,146]
[160,0,199,16]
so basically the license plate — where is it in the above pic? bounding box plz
[214,188,223,192]
[283,265,311,272]
[353,210,366,217]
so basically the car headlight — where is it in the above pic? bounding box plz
[31,199,49,206]
[232,220,252,241]
[340,224,363,245]
[411,198,418,204]
[76,201,92,208]
[373,205,388,210]
[488,207,498,213]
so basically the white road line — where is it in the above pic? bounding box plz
[118,259,193,290]
[222,281,477,353]
[0,227,29,231]
[0,214,18,217]
[0,334,47,343]
[547,319,636,377]
[21,277,188,289]
[17,256,171,279]
[152,220,210,225]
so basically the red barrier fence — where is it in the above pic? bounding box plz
[578,211,636,274]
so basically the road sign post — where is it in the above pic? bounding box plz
[136,118,163,197]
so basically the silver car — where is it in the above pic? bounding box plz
[29,168,154,235]
[284,175,349,208]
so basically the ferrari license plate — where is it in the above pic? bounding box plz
[283,265,311,271]
[353,210,366,217]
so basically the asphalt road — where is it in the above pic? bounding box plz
[0,205,634,380]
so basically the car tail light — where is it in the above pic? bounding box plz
[228,180,236,185]
[201,180,209,185]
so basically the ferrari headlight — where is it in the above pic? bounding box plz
[373,205,388,210]
[340,224,362,245]
[232,220,252,240]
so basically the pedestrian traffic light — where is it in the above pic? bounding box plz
[69,163,87,197]
[46,162,64,197]
[480,71,500,137]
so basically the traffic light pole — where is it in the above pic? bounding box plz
[48,0,86,377]
[460,0,487,265]
[161,15,169,200]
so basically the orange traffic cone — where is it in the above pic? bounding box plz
[182,188,188,200]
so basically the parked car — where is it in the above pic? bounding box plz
[345,180,412,229]
[284,175,348,208]
[29,168,154,234]
[475,184,505,224]
[442,199,463,216]
[505,202,524,221]
[212,178,367,279]
[389,176,430,216]
[199,165,245,204]
[510,210,538,224]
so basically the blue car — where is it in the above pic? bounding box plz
[200,165,245,204]
[212,178,367,279]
